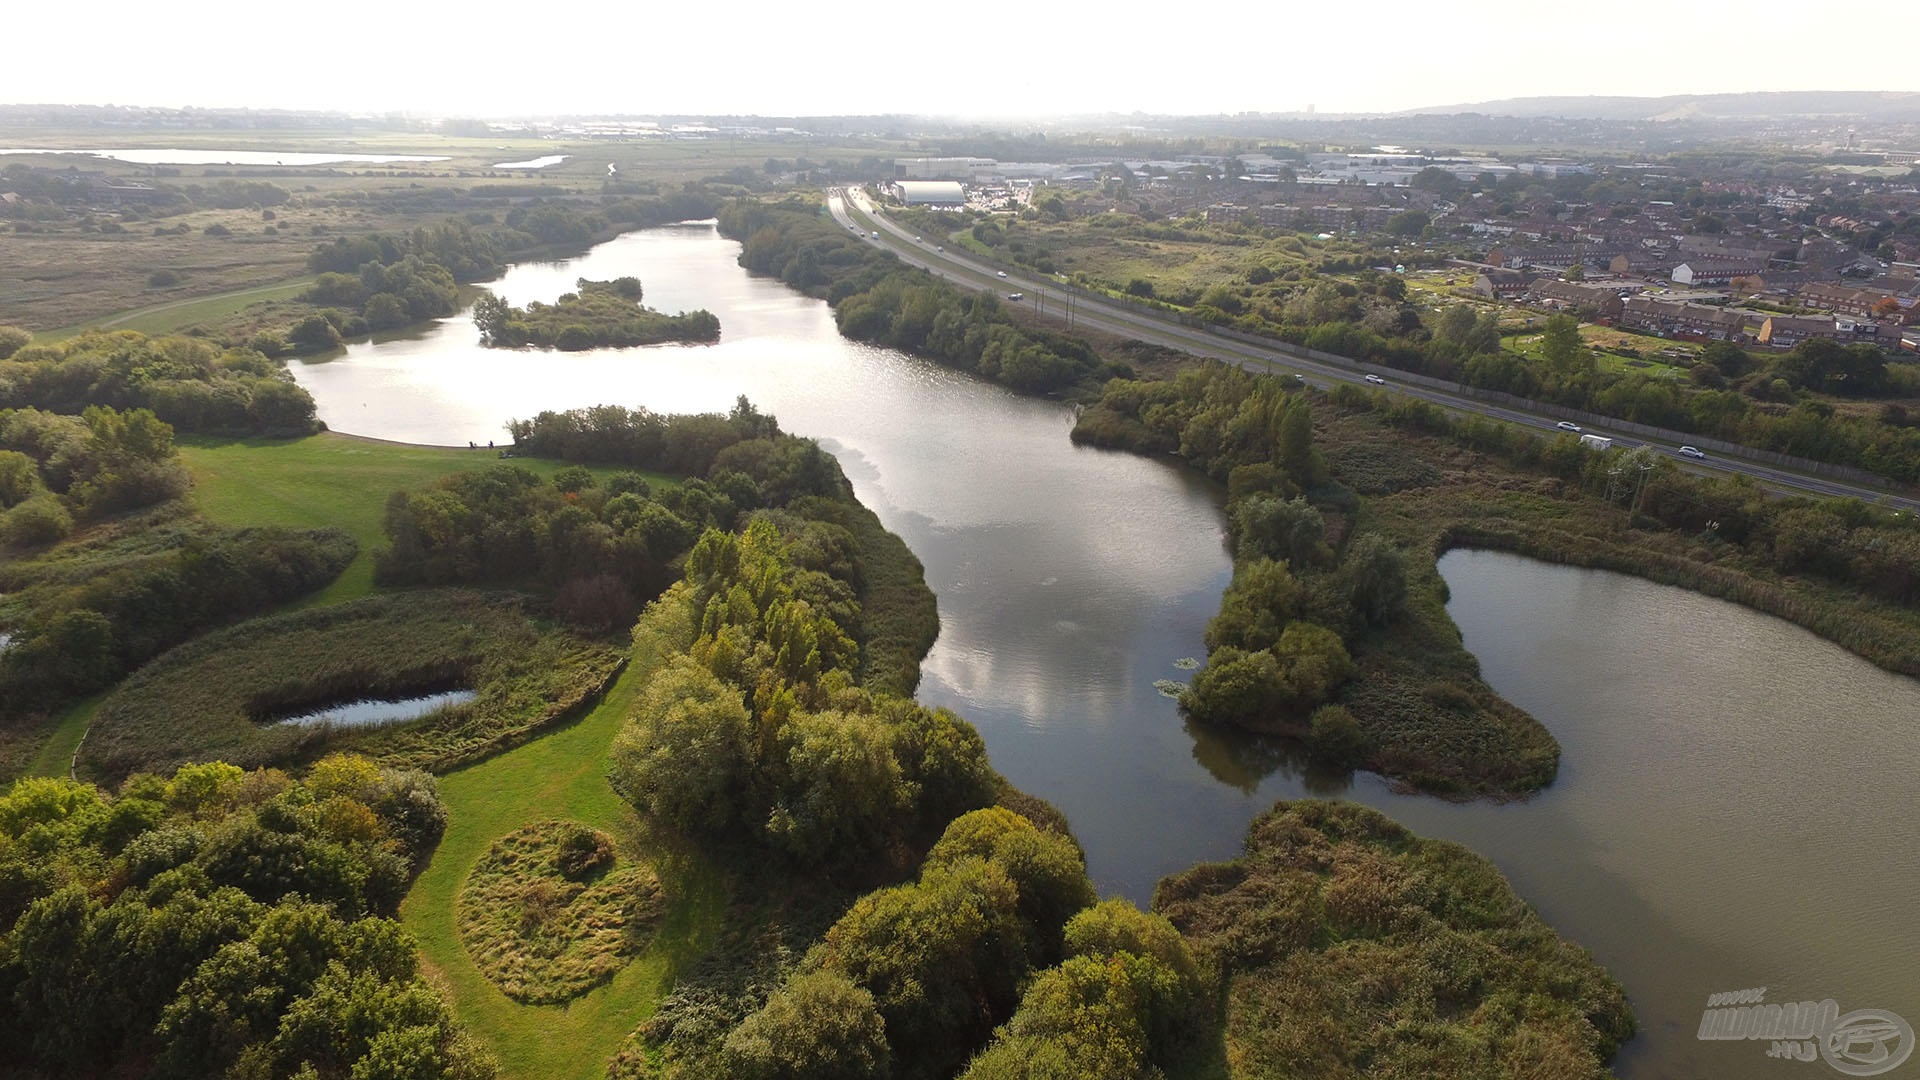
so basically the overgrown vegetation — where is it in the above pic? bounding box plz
[455,821,665,1005]
[0,754,495,1080]
[1,405,192,545]
[1313,380,1920,680]
[1074,363,1557,795]
[0,517,355,753]
[502,398,939,691]
[472,277,719,350]
[0,330,319,436]
[1155,800,1633,1079]
[717,198,1116,396]
[76,589,623,783]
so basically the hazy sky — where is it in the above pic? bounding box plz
[4,1,1913,119]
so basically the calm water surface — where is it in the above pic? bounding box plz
[273,689,477,729]
[291,224,1920,1078]
[0,147,449,166]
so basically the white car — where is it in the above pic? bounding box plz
[1364,374,1386,385]
[1678,445,1707,459]
[1556,421,1582,433]
[997,271,1008,278]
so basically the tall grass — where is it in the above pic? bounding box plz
[78,589,622,783]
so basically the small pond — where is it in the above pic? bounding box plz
[272,689,476,729]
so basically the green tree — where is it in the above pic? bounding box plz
[1386,211,1430,238]
[767,710,907,863]
[1232,494,1328,567]
[608,655,756,838]
[1341,532,1409,626]
[723,971,890,1080]
[1539,313,1588,374]
[0,324,30,359]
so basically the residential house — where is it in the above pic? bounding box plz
[1796,283,1917,325]
[1529,278,1626,317]
[1621,296,1755,341]
[1756,314,1905,349]
[1472,270,1530,299]
[1671,260,1768,286]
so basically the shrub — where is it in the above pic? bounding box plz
[555,826,615,881]
[0,493,73,546]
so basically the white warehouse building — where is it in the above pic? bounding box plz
[892,180,967,206]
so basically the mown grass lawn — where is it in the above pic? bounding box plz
[401,656,722,1080]
[179,432,672,604]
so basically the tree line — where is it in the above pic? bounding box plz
[716,199,1112,396]
[1334,381,1920,609]
[0,520,356,717]
[1146,257,1920,484]
[0,330,319,439]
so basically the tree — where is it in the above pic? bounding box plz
[1539,313,1587,374]
[767,710,907,863]
[608,655,756,838]
[1386,211,1430,238]
[288,315,343,353]
[1410,167,1463,198]
[0,324,30,359]
[1232,495,1327,567]
[1341,532,1409,626]
[724,971,890,1080]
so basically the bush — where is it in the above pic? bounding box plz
[1308,704,1368,767]
[146,269,183,288]
[0,494,72,546]
[0,325,32,360]
[555,826,615,881]
[722,971,890,1080]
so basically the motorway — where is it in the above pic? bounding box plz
[826,188,1920,514]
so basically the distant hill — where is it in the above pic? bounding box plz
[1404,91,1920,122]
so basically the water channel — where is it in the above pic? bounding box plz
[290,223,1920,1077]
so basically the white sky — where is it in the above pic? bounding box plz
[2,1,1913,119]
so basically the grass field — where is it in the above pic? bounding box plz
[163,429,721,1074]
[41,275,319,341]
[179,432,673,604]
[401,640,723,1080]
[1,127,902,333]
[23,696,102,780]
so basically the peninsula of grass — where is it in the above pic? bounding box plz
[401,618,724,1080]
[475,277,720,351]
[76,588,622,782]
[457,820,667,1005]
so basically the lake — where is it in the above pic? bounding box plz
[0,147,449,166]
[290,223,1920,1077]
